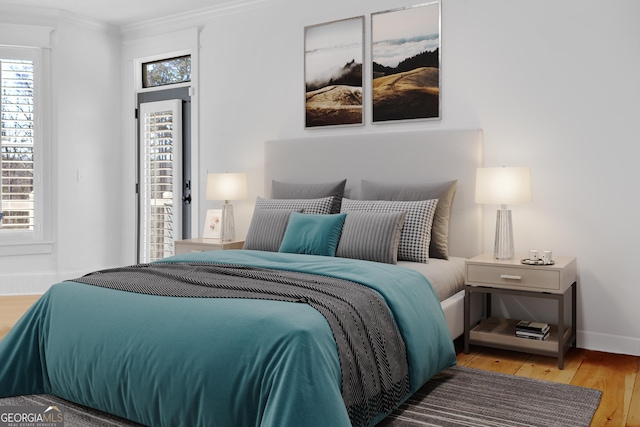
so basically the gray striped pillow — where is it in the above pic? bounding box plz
[341,198,438,263]
[243,209,301,252]
[336,211,407,264]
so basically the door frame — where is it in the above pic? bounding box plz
[131,46,200,263]
[136,89,195,263]
[125,31,200,265]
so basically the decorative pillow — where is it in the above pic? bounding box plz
[341,198,438,263]
[361,180,457,260]
[255,196,334,215]
[279,212,346,256]
[271,179,347,214]
[243,209,301,252]
[336,211,407,264]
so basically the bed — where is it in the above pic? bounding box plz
[0,129,483,426]
[263,129,484,338]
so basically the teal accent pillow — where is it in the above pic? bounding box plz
[279,212,347,257]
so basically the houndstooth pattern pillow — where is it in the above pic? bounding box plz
[255,196,334,215]
[341,198,438,263]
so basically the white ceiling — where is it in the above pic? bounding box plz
[0,0,235,26]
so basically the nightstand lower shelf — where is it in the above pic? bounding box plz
[469,316,574,357]
[464,282,577,369]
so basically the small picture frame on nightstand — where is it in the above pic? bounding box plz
[203,209,222,238]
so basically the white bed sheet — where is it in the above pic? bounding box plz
[398,257,466,302]
[397,257,470,339]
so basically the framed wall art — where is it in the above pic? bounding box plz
[371,2,441,122]
[202,209,222,239]
[304,16,364,128]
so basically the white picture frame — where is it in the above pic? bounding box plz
[203,209,222,238]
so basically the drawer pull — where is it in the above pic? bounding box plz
[500,274,522,280]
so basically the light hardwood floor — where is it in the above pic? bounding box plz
[457,342,640,427]
[2,295,639,426]
[0,294,41,341]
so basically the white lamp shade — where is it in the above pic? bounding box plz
[475,167,532,205]
[206,173,248,201]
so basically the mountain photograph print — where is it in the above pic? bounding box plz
[372,2,441,122]
[305,16,364,128]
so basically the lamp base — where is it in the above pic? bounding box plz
[220,203,235,242]
[494,209,514,259]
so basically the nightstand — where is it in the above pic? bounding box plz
[464,253,577,369]
[174,238,244,255]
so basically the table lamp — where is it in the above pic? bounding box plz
[206,172,248,241]
[475,167,532,259]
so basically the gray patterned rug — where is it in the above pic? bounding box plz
[0,366,601,427]
[379,366,601,427]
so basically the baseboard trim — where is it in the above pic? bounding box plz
[577,329,640,357]
[0,269,94,295]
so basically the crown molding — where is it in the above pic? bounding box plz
[0,4,118,35]
[2,0,273,41]
[120,0,278,41]
[0,23,54,48]
[57,10,118,34]
[0,4,58,25]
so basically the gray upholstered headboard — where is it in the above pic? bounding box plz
[264,129,484,259]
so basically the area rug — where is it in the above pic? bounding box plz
[0,366,601,427]
[380,365,602,427]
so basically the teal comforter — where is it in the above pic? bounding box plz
[0,250,455,426]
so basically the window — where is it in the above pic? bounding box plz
[0,45,50,255]
[142,55,191,88]
[1,58,34,231]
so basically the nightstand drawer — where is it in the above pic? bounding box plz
[174,238,245,255]
[175,244,224,254]
[467,264,561,290]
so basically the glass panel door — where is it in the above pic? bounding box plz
[138,99,182,262]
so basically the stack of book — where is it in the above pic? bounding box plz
[516,320,550,340]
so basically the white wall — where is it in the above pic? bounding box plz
[3,0,639,356]
[0,10,122,292]
[122,0,639,355]
[446,1,640,357]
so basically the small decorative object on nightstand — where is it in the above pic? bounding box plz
[463,252,577,369]
[174,238,244,255]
